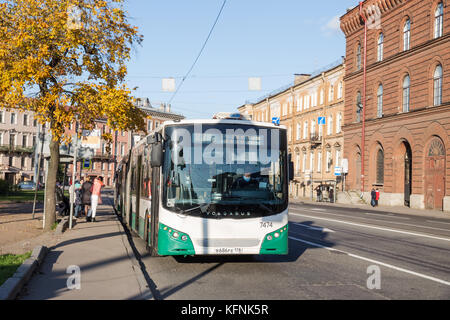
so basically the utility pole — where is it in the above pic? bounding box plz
[69,117,79,230]
[32,124,45,220]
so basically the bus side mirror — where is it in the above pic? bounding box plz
[151,143,163,167]
[288,154,294,181]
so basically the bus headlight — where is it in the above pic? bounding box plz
[267,235,273,241]
[274,232,280,238]
[181,235,188,241]
[173,232,180,239]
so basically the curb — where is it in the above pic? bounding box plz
[0,246,48,300]
[55,217,76,235]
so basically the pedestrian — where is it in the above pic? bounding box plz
[81,176,93,220]
[315,185,322,202]
[370,188,376,207]
[88,176,104,222]
[375,188,380,207]
[329,187,334,203]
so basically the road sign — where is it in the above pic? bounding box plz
[272,117,280,125]
[318,116,326,125]
[83,159,91,169]
[334,166,342,176]
[342,158,349,174]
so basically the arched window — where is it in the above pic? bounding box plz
[356,91,362,122]
[403,19,411,51]
[377,84,383,118]
[402,75,410,112]
[435,2,444,39]
[336,113,342,134]
[434,64,443,106]
[377,33,384,62]
[338,81,343,99]
[356,43,362,71]
[376,148,384,184]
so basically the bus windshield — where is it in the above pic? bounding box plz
[162,123,288,219]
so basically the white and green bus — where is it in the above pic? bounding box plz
[114,114,292,256]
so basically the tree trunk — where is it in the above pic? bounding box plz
[44,137,60,231]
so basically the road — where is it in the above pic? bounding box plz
[119,198,450,300]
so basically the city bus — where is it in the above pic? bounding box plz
[114,113,292,256]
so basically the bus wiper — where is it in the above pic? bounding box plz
[177,204,209,215]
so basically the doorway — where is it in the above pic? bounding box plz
[424,137,445,210]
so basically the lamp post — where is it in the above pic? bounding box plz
[69,117,79,229]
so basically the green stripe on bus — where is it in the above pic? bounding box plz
[157,223,195,256]
[259,225,288,255]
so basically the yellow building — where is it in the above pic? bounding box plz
[238,61,345,201]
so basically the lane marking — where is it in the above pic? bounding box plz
[427,220,450,226]
[290,212,450,243]
[289,235,450,287]
[291,222,335,233]
[291,208,450,233]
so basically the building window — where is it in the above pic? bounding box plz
[326,150,332,172]
[317,151,322,173]
[296,153,300,175]
[356,43,362,71]
[329,85,334,102]
[23,114,28,126]
[335,149,341,167]
[303,121,308,139]
[377,33,384,62]
[310,151,315,172]
[22,135,27,147]
[356,91,362,122]
[320,89,324,105]
[402,74,410,112]
[338,81,343,99]
[310,120,316,138]
[377,84,383,118]
[0,111,4,123]
[336,113,342,134]
[376,148,384,184]
[296,123,301,140]
[403,19,411,51]
[302,152,306,173]
[434,64,443,106]
[11,113,16,125]
[327,115,333,136]
[435,2,444,39]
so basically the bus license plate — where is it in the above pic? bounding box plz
[215,248,244,254]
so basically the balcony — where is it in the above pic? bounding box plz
[309,134,322,147]
[0,145,35,154]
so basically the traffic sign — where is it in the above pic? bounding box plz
[272,117,280,125]
[334,166,342,176]
[83,159,91,169]
[318,116,326,125]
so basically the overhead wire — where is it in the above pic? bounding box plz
[167,0,228,105]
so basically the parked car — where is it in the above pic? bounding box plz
[17,181,37,190]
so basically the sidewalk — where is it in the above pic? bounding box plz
[290,197,450,221]
[18,200,153,300]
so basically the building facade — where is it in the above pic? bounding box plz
[0,109,41,184]
[239,62,345,200]
[0,99,184,187]
[340,0,450,211]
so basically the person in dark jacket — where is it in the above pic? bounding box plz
[371,188,376,207]
[81,176,93,217]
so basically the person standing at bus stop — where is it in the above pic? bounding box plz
[82,176,93,221]
[88,176,104,222]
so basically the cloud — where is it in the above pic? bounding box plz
[321,15,341,35]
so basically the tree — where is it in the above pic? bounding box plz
[0,0,146,230]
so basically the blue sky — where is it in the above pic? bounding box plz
[124,0,359,119]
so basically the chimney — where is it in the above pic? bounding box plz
[166,104,171,113]
[159,103,165,111]
[294,74,310,85]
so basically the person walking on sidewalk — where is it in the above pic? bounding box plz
[88,176,104,222]
[375,188,380,207]
[81,176,93,220]
[371,188,376,207]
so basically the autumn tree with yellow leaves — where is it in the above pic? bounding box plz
[0,0,147,230]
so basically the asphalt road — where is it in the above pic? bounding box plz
[120,198,450,300]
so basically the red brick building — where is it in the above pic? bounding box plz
[340,0,449,211]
